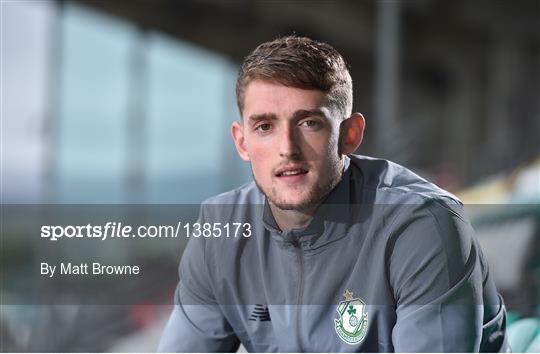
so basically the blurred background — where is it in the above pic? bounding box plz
[1,0,539,352]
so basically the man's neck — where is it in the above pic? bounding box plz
[269,203,318,231]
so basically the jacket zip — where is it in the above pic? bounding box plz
[293,240,304,352]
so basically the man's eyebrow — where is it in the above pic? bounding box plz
[247,109,327,123]
[247,113,278,123]
[292,109,327,120]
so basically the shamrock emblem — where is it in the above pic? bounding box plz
[347,304,356,316]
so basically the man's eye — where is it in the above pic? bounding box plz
[301,120,320,128]
[255,123,272,132]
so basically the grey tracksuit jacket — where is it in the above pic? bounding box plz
[159,155,508,352]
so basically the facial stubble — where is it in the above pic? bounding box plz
[253,148,344,212]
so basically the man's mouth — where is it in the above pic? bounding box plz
[275,167,309,178]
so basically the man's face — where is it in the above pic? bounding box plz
[233,80,344,211]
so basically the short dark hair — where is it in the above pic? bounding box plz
[236,35,353,118]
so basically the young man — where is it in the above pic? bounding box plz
[159,36,508,352]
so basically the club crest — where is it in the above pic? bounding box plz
[334,290,368,345]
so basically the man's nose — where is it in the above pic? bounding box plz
[278,125,301,158]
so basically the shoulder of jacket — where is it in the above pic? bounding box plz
[348,154,462,206]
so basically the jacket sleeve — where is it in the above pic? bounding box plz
[387,200,509,352]
[158,211,240,352]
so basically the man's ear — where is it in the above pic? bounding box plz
[231,121,250,161]
[339,113,365,155]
